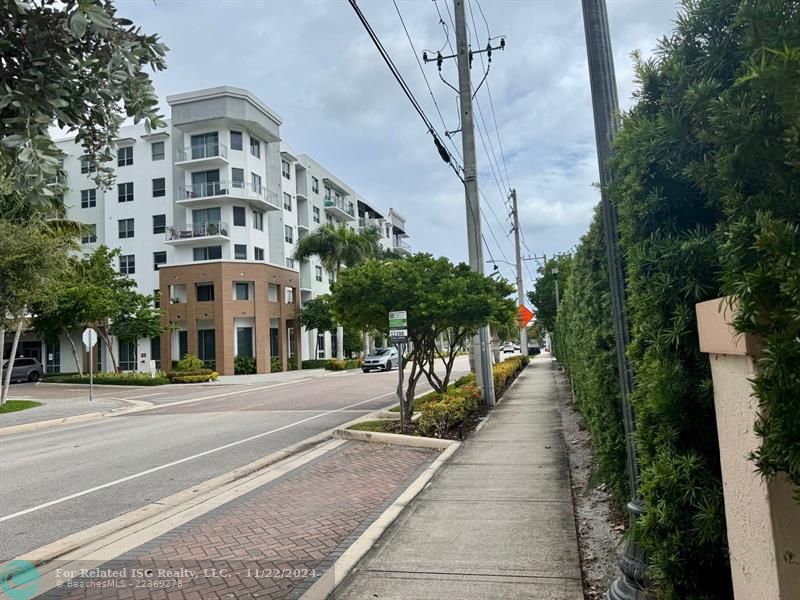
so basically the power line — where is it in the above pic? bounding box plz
[471,0,513,191]
[392,0,463,166]
[347,0,460,181]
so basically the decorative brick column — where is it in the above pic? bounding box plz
[696,297,800,599]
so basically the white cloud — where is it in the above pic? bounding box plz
[118,0,680,278]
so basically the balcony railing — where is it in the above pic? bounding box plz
[324,196,355,217]
[166,221,229,241]
[395,239,412,252]
[176,143,228,162]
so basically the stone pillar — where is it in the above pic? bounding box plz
[696,297,800,600]
[336,326,344,360]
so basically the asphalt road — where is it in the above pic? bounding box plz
[0,358,469,560]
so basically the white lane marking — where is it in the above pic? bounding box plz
[118,391,168,401]
[0,391,394,523]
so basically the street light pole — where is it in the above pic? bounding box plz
[453,0,495,408]
[581,0,651,597]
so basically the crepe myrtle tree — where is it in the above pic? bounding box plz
[1,0,167,209]
[330,254,516,427]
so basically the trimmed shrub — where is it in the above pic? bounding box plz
[43,371,169,386]
[454,373,476,388]
[418,392,479,438]
[287,357,297,371]
[234,355,256,375]
[171,371,219,384]
[270,357,283,372]
[176,354,204,372]
[302,359,329,369]
[493,355,528,398]
[324,358,362,371]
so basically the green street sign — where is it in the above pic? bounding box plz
[389,310,407,329]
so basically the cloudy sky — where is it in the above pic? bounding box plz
[118,0,680,285]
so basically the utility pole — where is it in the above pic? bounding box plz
[511,189,528,352]
[453,0,496,408]
[581,0,650,598]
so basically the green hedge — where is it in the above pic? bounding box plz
[166,368,218,383]
[42,371,169,386]
[549,1,800,594]
[324,358,362,371]
[302,359,329,369]
[418,387,479,438]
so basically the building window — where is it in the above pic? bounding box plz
[81,189,96,208]
[234,244,247,260]
[196,283,214,302]
[119,340,136,371]
[285,286,295,304]
[253,210,264,231]
[119,254,135,274]
[151,141,165,161]
[328,270,335,283]
[268,283,279,302]
[233,206,246,227]
[317,332,325,359]
[312,176,319,193]
[118,218,134,239]
[326,214,333,225]
[250,136,260,158]
[80,157,96,174]
[118,182,134,203]
[234,282,250,301]
[81,224,97,244]
[285,257,295,269]
[254,246,265,261]
[198,329,215,363]
[232,167,245,190]
[190,132,219,159]
[251,172,262,194]
[288,326,295,359]
[315,265,323,282]
[281,159,291,180]
[153,251,167,270]
[153,290,160,309]
[236,327,254,358]
[152,177,166,198]
[312,206,320,223]
[193,245,222,261]
[117,146,133,167]
[324,185,331,201]
[283,192,292,211]
[284,225,293,244]
[153,214,166,235]
[230,130,243,151]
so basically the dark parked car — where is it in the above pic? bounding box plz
[527,345,541,356]
[1,357,45,382]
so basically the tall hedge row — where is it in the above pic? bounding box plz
[550,1,800,598]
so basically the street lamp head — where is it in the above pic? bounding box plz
[551,267,559,276]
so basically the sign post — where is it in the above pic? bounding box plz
[389,311,408,432]
[82,328,98,401]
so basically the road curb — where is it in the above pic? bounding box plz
[300,441,461,600]
[331,428,454,449]
[0,410,113,436]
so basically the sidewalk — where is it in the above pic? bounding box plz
[333,356,583,599]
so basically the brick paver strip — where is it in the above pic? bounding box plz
[42,442,435,600]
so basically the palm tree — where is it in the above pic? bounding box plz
[293,223,384,359]
[293,223,382,277]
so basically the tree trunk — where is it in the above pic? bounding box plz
[64,330,83,376]
[1,319,24,405]
[97,327,118,372]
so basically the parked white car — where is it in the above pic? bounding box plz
[362,347,399,372]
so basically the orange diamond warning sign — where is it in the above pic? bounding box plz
[519,305,534,327]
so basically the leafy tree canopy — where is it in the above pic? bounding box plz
[1,0,167,208]
[527,253,573,333]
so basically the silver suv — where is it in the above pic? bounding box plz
[2,357,44,383]
[362,347,399,372]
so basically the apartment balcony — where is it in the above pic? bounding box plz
[299,261,313,292]
[324,197,356,221]
[393,240,412,255]
[165,221,230,245]
[176,181,281,211]
[175,143,229,169]
[359,216,383,233]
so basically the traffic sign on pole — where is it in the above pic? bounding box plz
[389,311,408,344]
[518,306,535,328]
[82,328,98,349]
[82,328,97,402]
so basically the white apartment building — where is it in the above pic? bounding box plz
[6,86,411,376]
